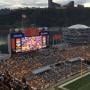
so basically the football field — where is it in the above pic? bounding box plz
[57,74,90,90]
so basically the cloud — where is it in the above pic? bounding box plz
[21,0,48,8]
[84,2,90,7]
[0,0,23,8]
[0,0,90,9]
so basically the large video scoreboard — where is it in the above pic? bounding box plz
[11,32,24,52]
[22,36,42,52]
[40,31,49,47]
[10,31,49,53]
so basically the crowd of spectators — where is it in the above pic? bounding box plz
[61,45,90,60]
[0,45,89,90]
[0,70,31,90]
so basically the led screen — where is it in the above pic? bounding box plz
[16,38,22,52]
[11,36,47,53]
[42,36,46,48]
[22,36,42,52]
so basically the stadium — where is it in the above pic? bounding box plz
[62,24,90,45]
[0,26,90,90]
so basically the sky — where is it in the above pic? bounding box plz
[0,0,90,9]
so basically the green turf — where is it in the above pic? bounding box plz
[64,74,90,90]
[78,83,90,90]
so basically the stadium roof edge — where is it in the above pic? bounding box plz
[32,65,51,74]
[68,24,90,29]
[67,57,84,62]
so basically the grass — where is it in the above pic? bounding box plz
[64,74,90,90]
[56,74,90,90]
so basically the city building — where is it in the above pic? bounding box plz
[48,0,61,8]
[63,1,74,8]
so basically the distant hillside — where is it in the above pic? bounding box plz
[0,7,90,29]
